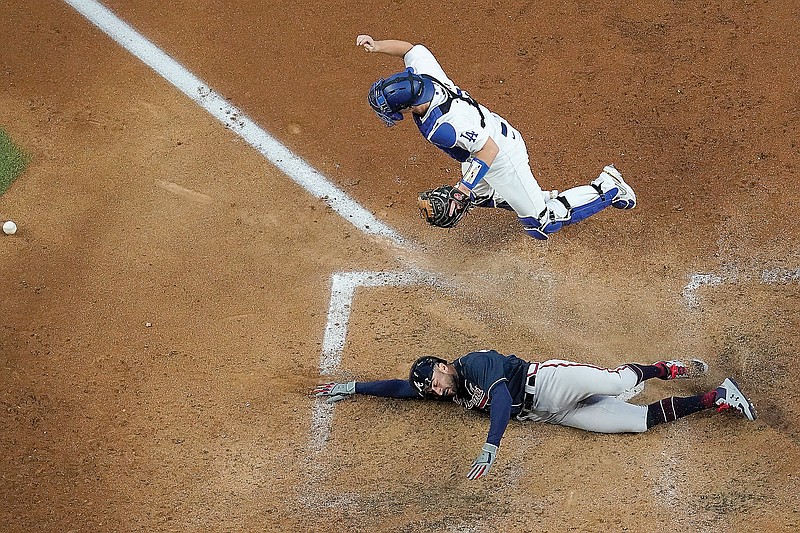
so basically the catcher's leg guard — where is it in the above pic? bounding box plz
[519,211,563,240]
[549,169,622,226]
[558,185,616,226]
[516,166,628,239]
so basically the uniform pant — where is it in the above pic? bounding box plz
[518,359,649,433]
[467,127,618,224]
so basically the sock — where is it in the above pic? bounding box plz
[646,394,711,429]
[626,363,666,384]
[700,389,717,408]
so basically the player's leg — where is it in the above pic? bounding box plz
[470,184,557,211]
[470,138,564,239]
[532,359,710,414]
[553,395,649,433]
[469,178,518,211]
[532,360,642,413]
[554,164,636,224]
[647,378,757,426]
[553,377,757,434]
[473,145,548,213]
[626,359,709,385]
[509,165,636,240]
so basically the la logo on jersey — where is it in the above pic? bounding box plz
[460,131,478,142]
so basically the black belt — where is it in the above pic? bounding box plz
[522,363,539,412]
[523,390,535,411]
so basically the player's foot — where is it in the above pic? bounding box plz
[543,189,559,201]
[655,359,709,380]
[714,378,757,420]
[601,164,637,209]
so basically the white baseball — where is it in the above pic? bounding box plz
[3,220,17,235]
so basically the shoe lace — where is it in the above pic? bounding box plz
[668,363,686,379]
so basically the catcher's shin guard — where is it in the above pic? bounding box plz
[550,175,619,228]
[560,189,615,226]
[519,211,562,240]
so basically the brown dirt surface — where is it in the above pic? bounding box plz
[2,1,799,532]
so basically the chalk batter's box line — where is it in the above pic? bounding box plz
[683,267,800,308]
[320,270,438,375]
[311,270,438,454]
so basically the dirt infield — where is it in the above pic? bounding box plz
[2,1,799,531]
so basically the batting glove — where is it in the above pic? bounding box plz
[313,381,356,404]
[467,443,498,480]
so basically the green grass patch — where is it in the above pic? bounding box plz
[0,128,30,195]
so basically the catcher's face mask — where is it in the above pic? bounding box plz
[368,69,435,127]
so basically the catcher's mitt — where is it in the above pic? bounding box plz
[417,185,471,228]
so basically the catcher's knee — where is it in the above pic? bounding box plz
[472,194,514,212]
[519,214,562,240]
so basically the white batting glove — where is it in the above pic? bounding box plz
[313,381,356,404]
[467,443,498,480]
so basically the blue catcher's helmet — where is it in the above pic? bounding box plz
[368,68,435,127]
[409,355,448,398]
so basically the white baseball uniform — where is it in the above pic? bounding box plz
[403,45,623,231]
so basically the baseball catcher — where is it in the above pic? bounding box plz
[358,35,636,239]
[314,350,756,480]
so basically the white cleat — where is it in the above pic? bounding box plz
[657,359,709,380]
[715,378,757,421]
[602,164,637,209]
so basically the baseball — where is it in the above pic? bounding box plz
[2,220,17,235]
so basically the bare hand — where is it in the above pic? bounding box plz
[356,34,377,52]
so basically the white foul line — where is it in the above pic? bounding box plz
[62,0,408,248]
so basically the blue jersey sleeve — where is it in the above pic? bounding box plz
[486,382,512,446]
[355,379,419,399]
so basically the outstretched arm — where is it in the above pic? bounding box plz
[314,379,419,403]
[356,34,414,57]
[357,379,419,398]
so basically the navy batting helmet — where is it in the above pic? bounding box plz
[368,68,435,127]
[409,355,448,398]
